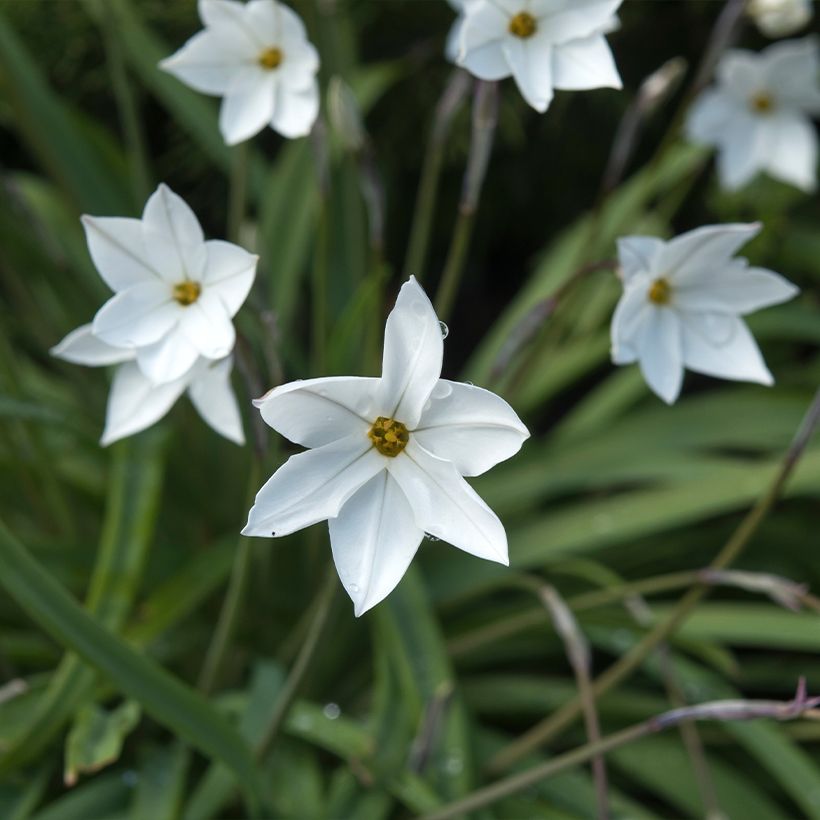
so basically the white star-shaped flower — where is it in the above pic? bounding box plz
[52,325,245,446]
[161,0,320,144]
[748,0,812,38]
[62,184,257,385]
[456,0,623,112]
[611,223,799,404]
[686,37,820,192]
[243,277,529,616]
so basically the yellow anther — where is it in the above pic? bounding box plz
[368,416,410,457]
[173,280,201,306]
[509,11,537,38]
[647,277,671,306]
[259,47,283,70]
[750,91,774,114]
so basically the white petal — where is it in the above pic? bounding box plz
[413,380,529,476]
[446,15,465,64]
[552,34,622,91]
[376,277,443,429]
[101,362,188,446]
[680,312,773,386]
[502,35,554,112]
[254,376,378,448]
[460,40,511,80]
[159,29,254,96]
[459,0,508,56]
[188,356,245,445]
[763,36,820,110]
[81,215,160,291]
[673,262,799,315]
[617,236,665,282]
[246,0,307,43]
[178,291,236,359]
[685,89,738,145]
[715,118,770,190]
[637,307,683,404]
[660,223,761,285]
[142,184,207,283]
[135,328,200,384]
[388,439,508,565]
[610,283,652,365]
[242,434,385,537]
[92,282,180,349]
[764,112,818,192]
[716,49,765,97]
[199,0,263,49]
[271,81,319,139]
[329,471,423,616]
[51,324,136,367]
[219,72,277,145]
[531,0,624,44]
[201,239,258,316]
[277,41,320,91]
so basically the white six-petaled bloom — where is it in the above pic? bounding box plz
[686,37,820,192]
[161,0,320,145]
[243,277,529,616]
[748,0,812,38]
[456,0,623,113]
[611,223,799,404]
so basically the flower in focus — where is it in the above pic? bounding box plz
[748,0,812,38]
[70,184,257,385]
[161,0,320,144]
[611,224,799,404]
[456,0,623,112]
[686,37,820,192]
[243,277,529,616]
[52,326,245,446]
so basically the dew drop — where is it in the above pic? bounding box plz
[432,381,453,400]
[425,533,441,542]
[349,583,360,593]
[323,702,341,720]
[444,754,463,775]
[439,321,449,339]
[317,388,328,396]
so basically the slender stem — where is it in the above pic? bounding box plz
[227,142,249,245]
[434,80,498,323]
[487,387,820,774]
[257,566,336,758]
[404,69,471,282]
[422,688,820,820]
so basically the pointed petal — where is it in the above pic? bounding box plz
[716,49,764,97]
[329,471,423,616]
[51,324,136,367]
[188,356,245,444]
[552,34,621,91]
[531,0,624,43]
[254,376,378,448]
[414,380,529,476]
[617,236,665,282]
[715,118,770,190]
[763,36,820,111]
[502,35,554,112]
[178,291,236,359]
[92,282,180,349]
[388,440,508,564]
[637,307,683,404]
[610,284,652,365]
[271,82,319,139]
[376,277,443,429]
[685,89,738,146]
[459,0,508,56]
[219,72,277,145]
[680,312,773,386]
[199,0,262,49]
[764,112,818,192]
[135,328,200,384]
[81,215,160,291]
[242,434,385,537]
[246,0,308,42]
[201,239,258,316]
[101,363,187,446]
[142,185,208,284]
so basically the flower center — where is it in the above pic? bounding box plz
[647,277,671,306]
[368,416,409,457]
[509,11,537,38]
[173,280,201,306]
[749,90,774,114]
[259,47,283,70]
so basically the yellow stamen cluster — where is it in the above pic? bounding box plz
[750,91,774,114]
[368,416,409,457]
[173,280,201,306]
[509,11,537,38]
[647,277,671,306]
[259,47,283,70]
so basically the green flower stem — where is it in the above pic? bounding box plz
[227,142,249,245]
[434,80,498,323]
[486,387,820,775]
[403,69,471,282]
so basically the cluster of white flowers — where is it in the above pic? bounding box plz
[52,0,808,615]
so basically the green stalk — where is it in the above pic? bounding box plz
[227,142,250,245]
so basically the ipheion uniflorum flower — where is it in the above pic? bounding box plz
[243,277,529,616]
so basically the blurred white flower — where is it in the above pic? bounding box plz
[62,184,257,385]
[161,0,320,144]
[456,0,623,112]
[243,276,529,616]
[52,326,244,446]
[686,37,820,192]
[611,223,799,404]
[748,0,812,38]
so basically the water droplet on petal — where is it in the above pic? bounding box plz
[349,583,360,593]
[425,533,441,542]
[432,382,453,400]
[439,321,449,339]
[323,702,341,720]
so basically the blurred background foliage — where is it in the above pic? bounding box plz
[1,0,820,818]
